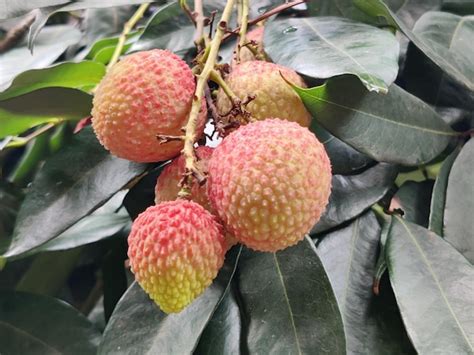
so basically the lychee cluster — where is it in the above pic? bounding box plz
[91,42,331,314]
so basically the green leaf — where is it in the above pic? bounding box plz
[264,17,399,93]
[404,12,474,110]
[0,61,105,101]
[0,88,92,139]
[442,0,474,15]
[386,217,474,354]
[391,180,434,227]
[429,146,461,235]
[0,25,81,90]
[356,1,474,93]
[316,212,414,354]
[444,138,474,263]
[237,237,345,354]
[131,2,195,56]
[1,128,146,260]
[0,181,24,243]
[295,76,455,165]
[194,286,241,354]
[99,246,242,354]
[311,121,373,175]
[0,290,101,354]
[312,163,398,234]
[11,192,130,259]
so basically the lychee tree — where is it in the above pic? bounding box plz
[0,0,472,354]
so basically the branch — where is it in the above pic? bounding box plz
[222,0,306,42]
[179,0,236,198]
[235,0,249,64]
[0,12,36,54]
[108,3,150,70]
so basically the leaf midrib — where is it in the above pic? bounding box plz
[0,320,63,355]
[274,253,302,355]
[300,89,455,136]
[395,217,473,352]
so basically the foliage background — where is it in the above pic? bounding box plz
[0,0,472,354]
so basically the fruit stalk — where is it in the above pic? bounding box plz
[108,3,150,70]
[179,0,236,198]
[235,0,249,63]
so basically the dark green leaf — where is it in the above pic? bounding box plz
[1,128,146,260]
[0,25,81,90]
[356,1,474,93]
[0,290,101,354]
[391,180,434,227]
[444,138,474,263]
[316,212,414,354]
[306,0,391,24]
[131,2,195,56]
[429,146,461,235]
[311,121,374,175]
[0,181,24,243]
[237,237,345,354]
[442,0,474,15]
[264,17,399,93]
[0,88,92,139]
[312,163,398,234]
[99,246,242,354]
[295,76,455,165]
[386,217,474,353]
[0,61,105,101]
[195,286,241,355]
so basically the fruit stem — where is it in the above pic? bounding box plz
[108,3,150,70]
[209,69,239,102]
[235,0,249,64]
[222,0,306,42]
[179,0,236,198]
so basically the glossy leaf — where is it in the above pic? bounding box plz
[295,76,455,165]
[0,25,81,90]
[264,17,399,93]
[131,2,195,56]
[0,61,104,101]
[1,128,146,259]
[311,121,374,175]
[237,237,345,354]
[444,138,474,263]
[442,0,474,15]
[391,180,434,227]
[195,286,241,355]
[99,246,242,354]
[0,181,24,244]
[356,1,474,93]
[0,88,92,139]
[386,217,474,353]
[429,146,461,235]
[316,212,414,354]
[312,163,398,234]
[0,290,101,354]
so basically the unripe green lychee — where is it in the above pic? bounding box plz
[207,119,331,252]
[154,146,238,249]
[216,61,311,127]
[127,200,226,313]
[155,146,213,211]
[92,49,207,163]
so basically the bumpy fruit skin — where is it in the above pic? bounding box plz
[127,201,226,313]
[216,61,311,127]
[155,146,213,211]
[92,49,206,163]
[154,146,238,248]
[207,119,331,252]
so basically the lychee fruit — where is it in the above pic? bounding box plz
[127,200,226,313]
[207,119,331,252]
[155,146,214,211]
[92,49,207,163]
[233,26,265,64]
[216,61,311,127]
[154,146,238,248]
